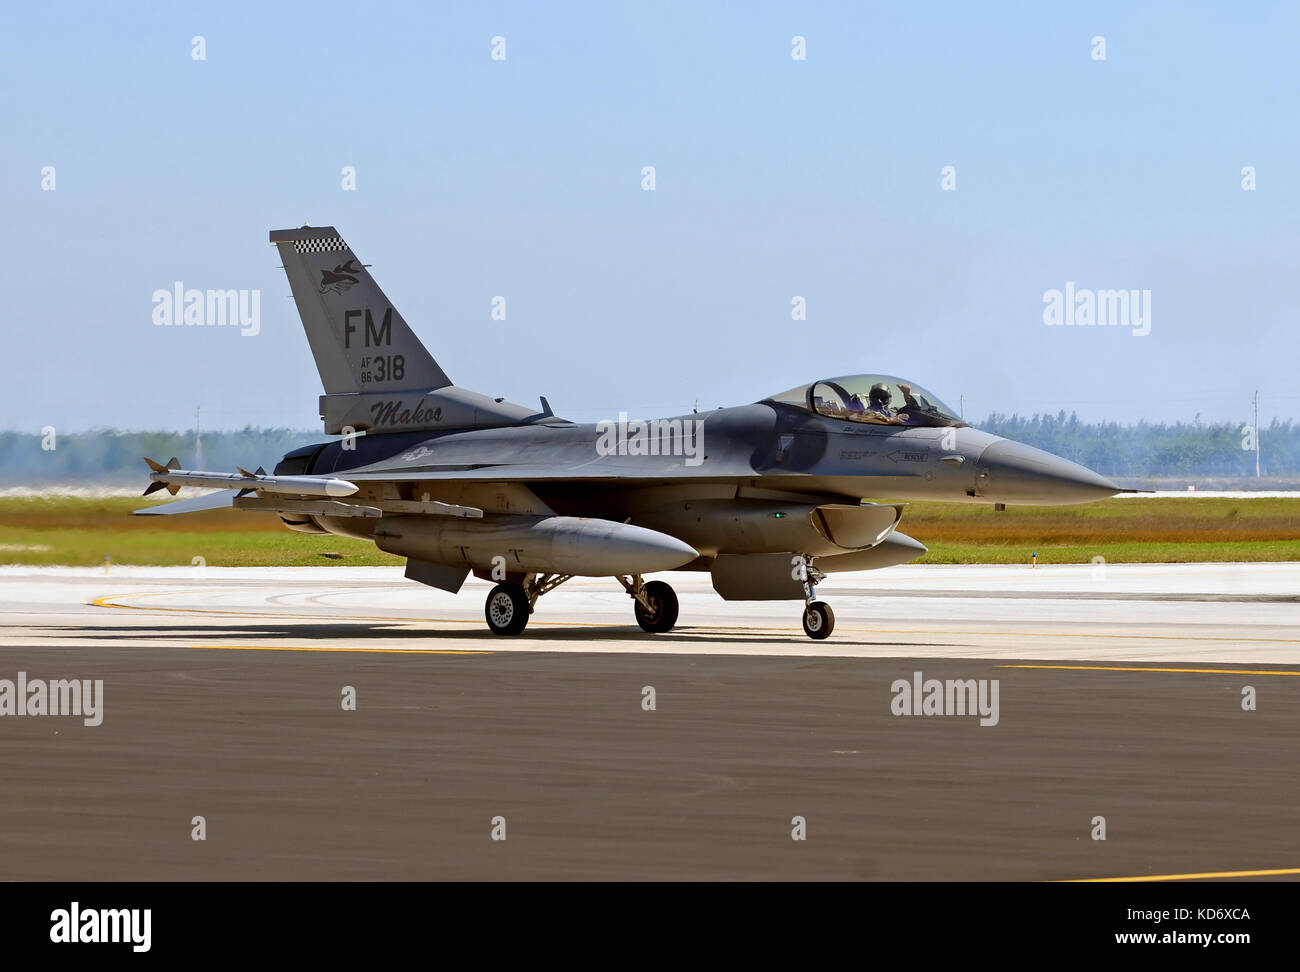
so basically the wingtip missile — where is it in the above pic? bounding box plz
[142,459,358,499]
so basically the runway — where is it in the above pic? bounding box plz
[4,561,1299,662]
[1,563,1297,880]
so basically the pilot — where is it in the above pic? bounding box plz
[864,382,924,425]
[865,383,898,421]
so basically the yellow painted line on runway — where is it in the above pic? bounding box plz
[193,644,490,655]
[1000,664,1300,676]
[1062,867,1300,882]
[93,592,196,607]
[92,593,1300,643]
[878,629,1300,644]
[89,593,606,628]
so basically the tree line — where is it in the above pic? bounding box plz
[976,412,1298,477]
[0,428,323,486]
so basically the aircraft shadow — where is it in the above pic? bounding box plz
[23,623,969,650]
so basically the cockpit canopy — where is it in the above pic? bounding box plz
[764,374,966,428]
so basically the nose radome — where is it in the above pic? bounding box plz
[976,440,1121,505]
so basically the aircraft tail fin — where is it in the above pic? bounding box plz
[269,226,452,398]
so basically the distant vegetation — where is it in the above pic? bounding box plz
[974,413,1298,479]
[1,495,1295,566]
[0,428,324,486]
[0,413,1297,486]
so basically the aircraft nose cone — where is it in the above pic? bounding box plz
[976,440,1121,505]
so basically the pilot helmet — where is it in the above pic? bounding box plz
[868,383,892,406]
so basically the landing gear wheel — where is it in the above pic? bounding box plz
[634,581,679,633]
[802,601,834,640]
[485,583,530,636]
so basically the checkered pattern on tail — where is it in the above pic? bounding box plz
[293,236,347,254]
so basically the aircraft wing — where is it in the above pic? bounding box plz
[133,489,240,516]
[337,451,755,483]
[343,464,626,483]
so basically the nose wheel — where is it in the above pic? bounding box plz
[802,601,835,639]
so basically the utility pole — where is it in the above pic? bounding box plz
[1254,390,1260,477]
[195,405,203,469]
[959,394,964,422]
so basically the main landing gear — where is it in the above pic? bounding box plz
[483,573,573,636]
[480,574,681,634]
[797,555,834,640]
[484,583,529,636]
[618,574,680,633]
[483,564,830,640]
[483,572,682,637]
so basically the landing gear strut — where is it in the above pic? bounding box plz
[797,555,834,640]
[619,574,680,633]
[483,573,573,636]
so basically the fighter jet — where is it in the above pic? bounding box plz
[136,225,1125,640]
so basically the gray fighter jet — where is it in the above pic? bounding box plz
[137,225,1125,639]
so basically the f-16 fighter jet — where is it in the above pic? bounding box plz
[137,226,1125,639]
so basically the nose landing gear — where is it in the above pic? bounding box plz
[796,555,834,640]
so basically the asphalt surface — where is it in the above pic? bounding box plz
[0,564,1297,880]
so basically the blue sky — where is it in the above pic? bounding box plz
[2,1,1297,432]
